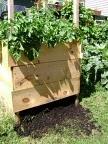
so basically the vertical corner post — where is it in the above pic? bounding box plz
[73,0,79,27]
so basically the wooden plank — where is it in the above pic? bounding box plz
[8,0,14,21]
[0,64,14,115]
[0,42,14,116]
[43,1,48,8]
[73,0,79,26]
[13,59,80,91]
[8,41,81,67]
[12,78,80,112]
[2,42,10,67]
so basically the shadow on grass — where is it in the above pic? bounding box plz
[79,74,96,102]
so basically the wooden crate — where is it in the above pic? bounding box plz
[0,41,81,115]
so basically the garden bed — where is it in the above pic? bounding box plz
[15,96,101,138]
[0,41,81,114]
[0,2,82,116]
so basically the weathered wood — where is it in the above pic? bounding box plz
[12,78,80,112]
[15,113,20,124]
[43,1,48,8]
[73,0,79,26]
[0,42,14,115]
[8,0,14,21]
[2,42,9,67]
[0,64,13,114]
[0,40,81,114]
[75,94,79,107]
[13,59,80,90]
[8,41,81,67]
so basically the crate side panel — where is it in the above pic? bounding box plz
[13,59,80,91]
[9,41,81,66]
[12,78,80,112]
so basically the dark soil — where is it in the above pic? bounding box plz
[14,96,101,138]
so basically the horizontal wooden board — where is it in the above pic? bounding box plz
[8,41,81,67]
[12,78,80,112]
[13,59,80,91]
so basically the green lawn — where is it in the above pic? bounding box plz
[0,87,108,144]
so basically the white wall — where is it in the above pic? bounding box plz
[85,0,108,16]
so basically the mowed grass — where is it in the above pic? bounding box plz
[0,87,108,144]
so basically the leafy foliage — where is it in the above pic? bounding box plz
[81,42,108,89]
[61,1,73,21]
[0,103,14,136]
[0,2,96,61]
[94,21,108,44]
[61,2,96,43]
[61,2,108,44]
[0,8,76,61]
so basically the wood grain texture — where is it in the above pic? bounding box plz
[13,59,80,90]
[12,78,80,112]
[8,41,81,66]
[1,40,80,113]
[73,0,79,26]
[8,0,14,21]
[0,42,14,115]
[0,64,14,114]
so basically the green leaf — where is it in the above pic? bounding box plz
[12,49,21,62]
[101,79,108,85]
[105,84,108,89]
[101,72,108,78]
[19,42,24,51]
[24,48,39,61]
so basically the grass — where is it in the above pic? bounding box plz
[0,85,108,144]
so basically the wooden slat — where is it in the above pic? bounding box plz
[8,41,81,67]
[2,42,9,67]
[0,64,13,114]
[12,78,80,112]
[13,59,80,91]
[8,0,14,21]
[73,0,79,26]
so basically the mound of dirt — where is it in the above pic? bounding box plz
[14,96,101,138]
